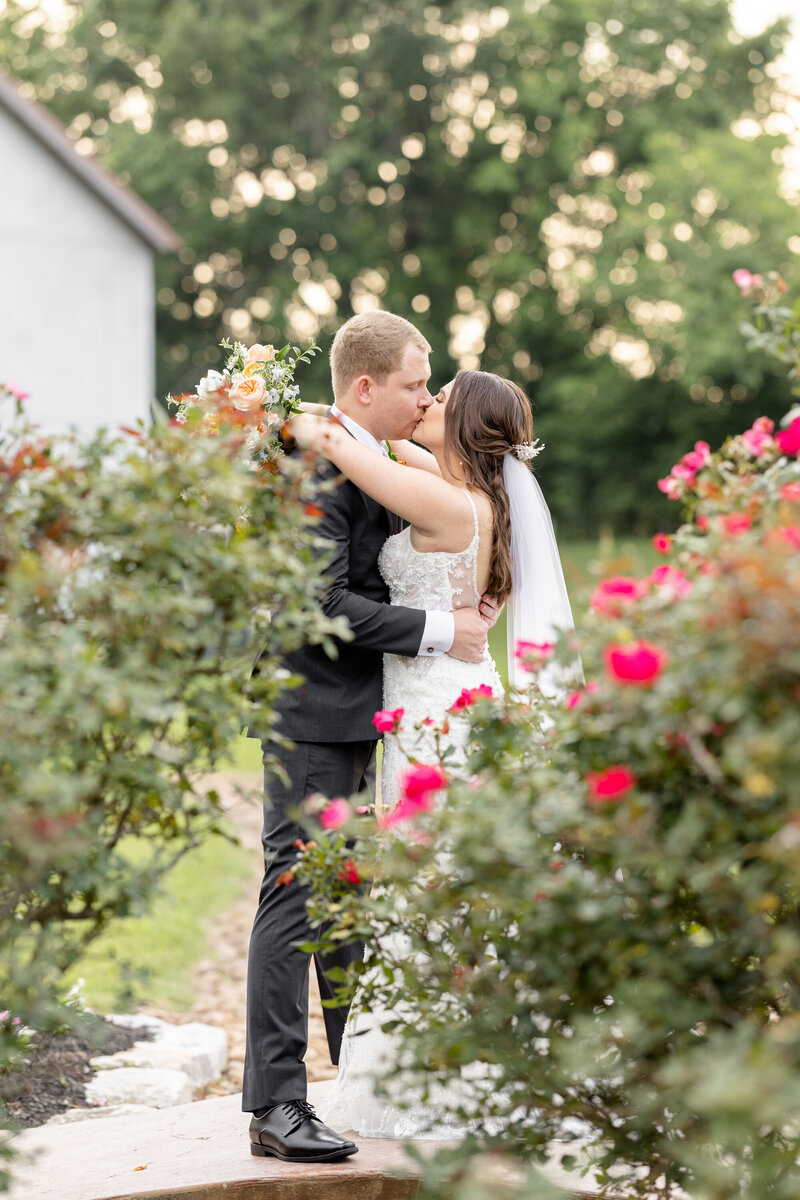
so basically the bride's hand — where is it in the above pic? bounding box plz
[289,412,326,450]
[297,401,331,415]
[479,594,502,627]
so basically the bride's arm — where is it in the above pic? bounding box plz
[291,414,464,534]
[295,409,440,475]
[388,439,442,475]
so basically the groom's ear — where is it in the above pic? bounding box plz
[354,374,373,407]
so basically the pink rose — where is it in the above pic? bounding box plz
[372,707,404,733]
[732,269,763,296]
[776,417,800,457]
[650,564,693,599]
[229,376,267,412]
[658,475,683,500]
[566,680,599,710]
[767,525,800,550]
[590,576,647,617]
[449,684,493,712]
[719,512,752,536]
[741,416,775,457]
[604,641,667,686]
[670,462,697,483]
[514,640,555,671]
[651,533,673,555]
[586,765,637,804]
[319,798,351,830]
[678,441,711,476]
[780,482,800,503]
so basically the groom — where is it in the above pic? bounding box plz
[243,311,491,1162]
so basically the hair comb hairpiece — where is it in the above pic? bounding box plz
[512,439,544,462]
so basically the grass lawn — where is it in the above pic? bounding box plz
[67,534,655,1014]
[64,826,253,1014]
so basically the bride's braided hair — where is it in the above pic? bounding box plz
[444,369,533,606]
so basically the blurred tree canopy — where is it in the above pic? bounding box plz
[3,0,799,533]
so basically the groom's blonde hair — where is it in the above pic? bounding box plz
[330,311,431,399]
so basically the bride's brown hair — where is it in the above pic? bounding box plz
[444,369,533,606]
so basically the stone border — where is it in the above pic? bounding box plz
[47,1014,228,1124]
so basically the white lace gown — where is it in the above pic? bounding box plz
[317,495,502,1138]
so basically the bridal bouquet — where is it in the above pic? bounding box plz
[170,338,319,465]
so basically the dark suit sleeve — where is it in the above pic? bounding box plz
[316,470,426,657]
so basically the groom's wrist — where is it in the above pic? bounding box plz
[418,611,454,657]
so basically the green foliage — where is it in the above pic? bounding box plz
[295,403,800,1191]
[3,1,799,532]
[0,403,342,1142]
[63,822,252,1013]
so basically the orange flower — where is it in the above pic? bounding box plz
[229,376,266,412]
[245,343,276,366]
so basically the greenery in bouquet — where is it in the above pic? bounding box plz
[291,288,800,1197]
[0,386,343,1168]
[170,338,319,466]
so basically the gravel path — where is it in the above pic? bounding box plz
[141,772,338,1099]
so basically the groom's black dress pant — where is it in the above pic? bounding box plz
[241,737,375,1113]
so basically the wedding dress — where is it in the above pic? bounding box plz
[317,493,502,1138]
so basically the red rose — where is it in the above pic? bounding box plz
[372,707,404,733]
[604,641,667,686]
[382,764,448,827]
[586,766,637,804]
[652,533,673,555]
[338,860,361,885]
[449,684,493,712]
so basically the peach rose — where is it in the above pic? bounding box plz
[245,343,276,366]
[229,376,267,412]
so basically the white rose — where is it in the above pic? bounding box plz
[196,370,227,401]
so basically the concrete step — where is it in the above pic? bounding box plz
[8,1081,600,1200]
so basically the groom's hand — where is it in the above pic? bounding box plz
[449,607,489,663]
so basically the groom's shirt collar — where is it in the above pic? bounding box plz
[330,402,389,457]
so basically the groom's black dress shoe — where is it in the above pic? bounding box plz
[249,1099,358,1162]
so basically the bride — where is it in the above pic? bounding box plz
[292,368,574,1138]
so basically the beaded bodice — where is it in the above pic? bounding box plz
[378,493,480,612]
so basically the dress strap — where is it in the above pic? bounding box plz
[464,491,480,540]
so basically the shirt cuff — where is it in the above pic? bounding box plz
[418,611,455,657]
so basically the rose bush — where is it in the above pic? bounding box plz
[0,386,342,1166]
[293,374,800,1194]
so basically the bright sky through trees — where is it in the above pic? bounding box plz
[731,0,800,195]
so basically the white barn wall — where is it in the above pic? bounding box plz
[1,106,155,437]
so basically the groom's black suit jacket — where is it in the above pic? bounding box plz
[260,459,426,743]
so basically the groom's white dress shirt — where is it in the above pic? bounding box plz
[330,402,454,656]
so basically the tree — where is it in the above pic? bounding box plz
[2,0,798,532]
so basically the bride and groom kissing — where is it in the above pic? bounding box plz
[242,309,573,1162]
